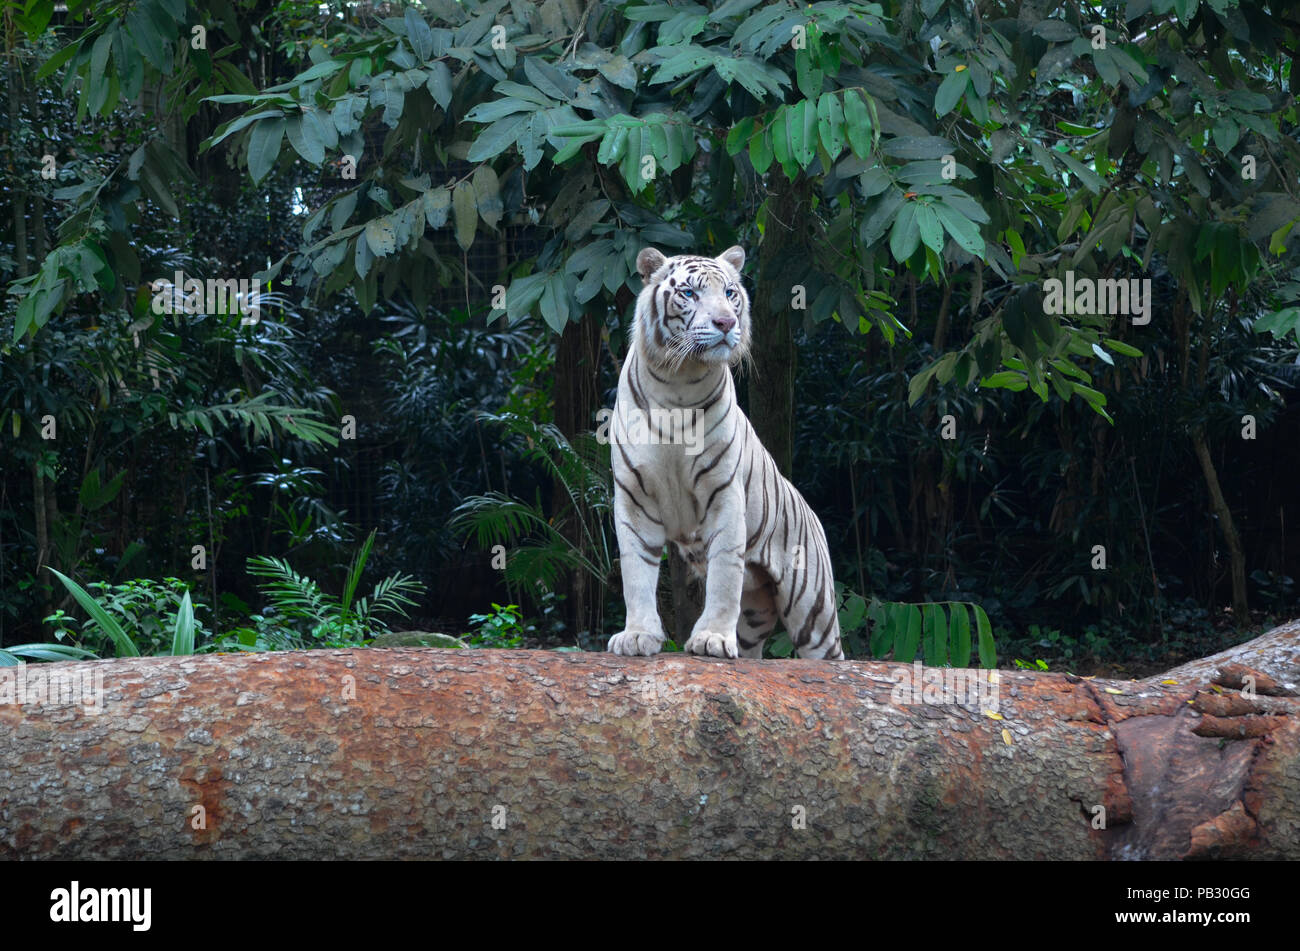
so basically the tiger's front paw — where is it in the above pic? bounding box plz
[684,630,738,658]
[607,629,666,656]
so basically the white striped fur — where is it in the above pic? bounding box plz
[606,245,844,660]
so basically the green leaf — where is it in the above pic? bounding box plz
[795,44,823,98]
[727,116,756,156]
[598,53,637,89]
[565,199,610,242]
[1033,19,1077,41]
[464,97,534,123]
[286,113,325,165]
[126,6,170,72]
[169,591,196,656]
[974,605,996,669]
[935,69,968,117]
[787,100,817,168]
[950,604,972,667]
[981,371,1028,391]
[452,180,477,250]
[423,187,451,228]
[473,165,503,230]
[859,188,903,247]
[365,216,398,256]
[1103,338,1142,357]
[406,8,435,60]
[843,90,873,159]
[889,202,920,263]
[37,38,83,81]
[467,113,528,161]
[816,92,845,160]
[749,124,774,174]
[916,204,944,254]
[247,117,286,183]
[922,603,948,666]
[1091,46,1120,86]
[882,135,954,160]
[539,273,569,332]
[504,273,548,324]
[1057,152,1104,194]
[933,201,985,256]
[896,605,922,663]
[426,61,453,109]
[46,568,139,658]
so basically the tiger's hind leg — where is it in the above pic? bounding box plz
[773,543,844,660]
[736,567,778,659]
[780,580,844,660]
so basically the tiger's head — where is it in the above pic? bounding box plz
[633,245,750,372]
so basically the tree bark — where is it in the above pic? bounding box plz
[748,172,808,479]
[1192,427,1249,621]
[2,621,1297,860]
[551,309,604,641]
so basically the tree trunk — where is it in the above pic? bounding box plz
[748,172,807,479]
[666,546,702,646]
[552,310,604,641]
[3,621,1297,859]
[1192,426,1249,621]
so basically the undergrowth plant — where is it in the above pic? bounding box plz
[231,529,425,650]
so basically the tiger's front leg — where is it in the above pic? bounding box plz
[607,491,668,657]
[683,489,746,659]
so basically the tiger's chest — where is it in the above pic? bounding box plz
[613,374,749,549]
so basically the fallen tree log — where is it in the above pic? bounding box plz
[1,620,1297,859]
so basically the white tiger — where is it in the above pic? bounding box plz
[605,245,844,660]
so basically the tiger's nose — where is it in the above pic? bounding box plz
[713,315,736,334]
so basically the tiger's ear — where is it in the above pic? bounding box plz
[718,245,745,273]
[636,247,667,280]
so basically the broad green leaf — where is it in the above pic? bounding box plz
[843,89,873,159]
[467,114,528,161]
[473,165,503,230]
[452,180,476,250]
[539,273,569,332]
[406,8,435,60]
[464,97,534,123]
[935,68,968,117]
[247,117,286,184]
[365,216,397,256]
[889,202,920,262]
[423,187,450,228]
[922,603,948,666]
[788,100,817,168]
[896,604,922,663]
[286,113,325,164]
[916,204,944,253]
[426,61,453,109]
[816,92,845,159]
[727,116,755,156]
[859,188,903,247]
[933,202,985,256]
[974,605,996,669]
[950,604,972,667]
